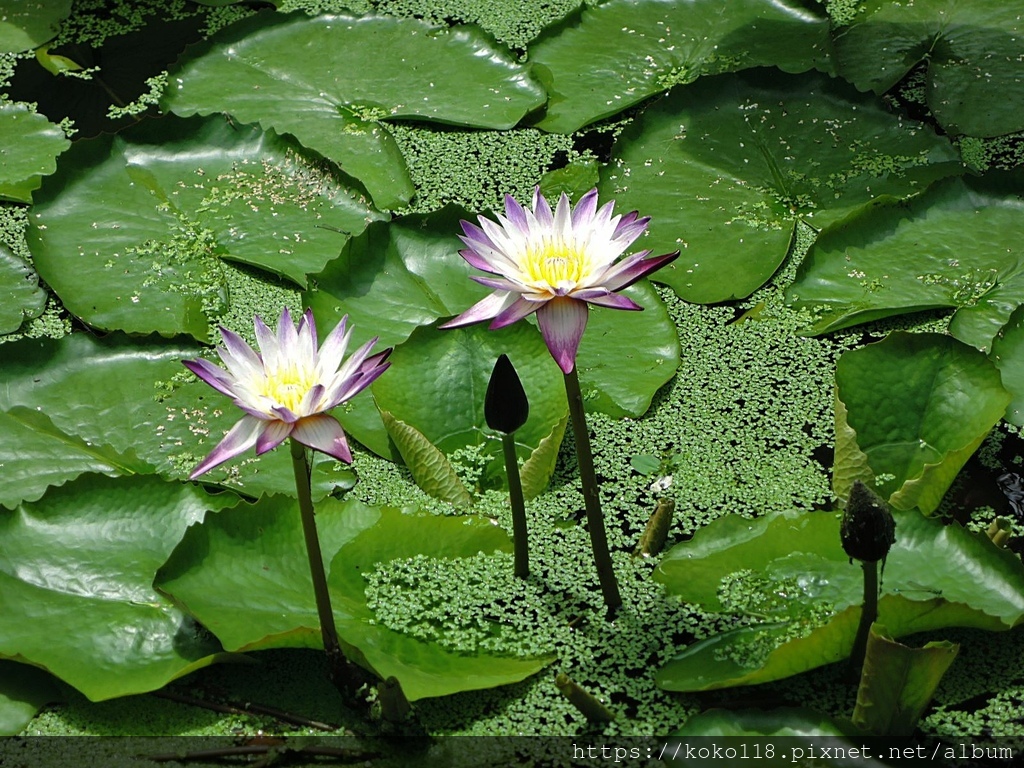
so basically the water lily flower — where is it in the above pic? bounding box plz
[183,309,390,479]
[440,187,679,373]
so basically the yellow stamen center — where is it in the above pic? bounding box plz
[522,240,588,288]
[261,364,316,413]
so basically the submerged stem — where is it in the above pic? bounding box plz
[850,558,879,680]
[563,368,622,615]
[501,432,529,578]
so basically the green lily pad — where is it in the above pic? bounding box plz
[0,332,356,500]
[786,176,1024,352]
[833,0,1024,138]
[600,70,962,304]
[0,0,71,52]
[0,661,63,736]
[0,474,237,701]
[156,497,552,700]
[163,13,546,208]
[991,304,1024,427]
[0,102,70,203]
[853,624,958,739]
[0,243,45,334]
[530,0,832,134]
[654,509,1024,691]
[834,332,1010,513]
[27,114,381,341]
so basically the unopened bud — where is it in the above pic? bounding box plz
[485,354,529,434]
[841,480,895,563]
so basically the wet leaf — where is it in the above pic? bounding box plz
[0,243,45,334]
[156,497,552,700]
[833,0,1024,137]
[27,115,380,340]
[601,70,961,303]
[833,333,1009,513]
[0,0,72,52]
[0,102,69,203]
[655,509,1024,690]
[0,475,237,701]
[530,0,832,134]
[164,13,546,208]
[991,304,1024,427]
[0,661,63,736]
[786,176,1024,352]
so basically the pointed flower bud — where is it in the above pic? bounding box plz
[841,480,896,563]
[485,354,529,434]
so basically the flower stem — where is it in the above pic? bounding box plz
[289,439,348,690]
[849,558,879,680]
[563,368,622,615]
[501,432,529,578]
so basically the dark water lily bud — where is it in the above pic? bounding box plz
[485,354,529,434]
[841,480,896,563]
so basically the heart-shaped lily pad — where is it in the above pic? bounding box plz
[530,0,832,134]
[27,114,381,341]
[0,474,237,701]
[833,332,1010,513]
[600,70,961,303]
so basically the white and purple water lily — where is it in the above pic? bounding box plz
[440,188,679,373]
[183,309,391,479]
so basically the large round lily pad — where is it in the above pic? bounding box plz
[0,474,237,701]
[601,70,961,303]
[786,175,1024,352]
[27,114,381,341]
[530,0,832,134]
[163,12,546,208]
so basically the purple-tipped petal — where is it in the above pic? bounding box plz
[532,187,553,227]
[183,358,236,398]
[471,274,522,292]
[276,307,299,356]
[573,288,644,310]
[293,414,352,464]
[490,295,542,329]
[601,250,679,291]
[503,194,530,235]
[272,405,300,424]
[571,188,600,227]
[218,326,262,378]
[316,315,351,378]
[439,291,513,329]
[459,219,498,251]
[297,308,318,359]
[537,297,589,374]
[256,419,292,455]
[253,314,279,366]
[189,415,263,479]
[457,246,495,273]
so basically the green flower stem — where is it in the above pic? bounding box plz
[850,558,879,680]
[501,431,529,578]
[289,439,347,687]
[563,367,622,615]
